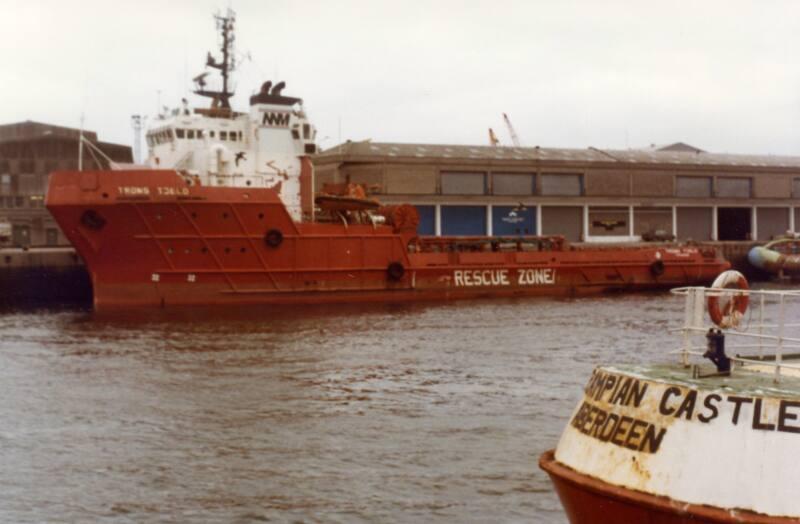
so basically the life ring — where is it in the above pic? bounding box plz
[264,229,283,248]
[387,261,405,281]
[649,259,665,277]
[80,209,106,231]
[707,270,749,328]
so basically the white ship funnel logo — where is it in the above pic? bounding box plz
[261,111,290,127]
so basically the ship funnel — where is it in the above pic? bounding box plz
[271,81,286,95]
[249,80,301,106]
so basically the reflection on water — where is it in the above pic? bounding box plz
[0,292,707,522]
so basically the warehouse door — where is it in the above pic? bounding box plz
[717,207,751,241]
[441,206,486,236]
[541,206,582,242]
[756,208,789,241]
[676,207,712,241]
[12,224,30,246]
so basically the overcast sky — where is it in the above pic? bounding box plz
[2,1,798,156]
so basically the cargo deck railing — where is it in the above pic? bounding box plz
[670,287,800,383]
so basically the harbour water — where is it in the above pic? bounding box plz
[0,294,683,523]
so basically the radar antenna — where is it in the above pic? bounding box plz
[193,9,236,109]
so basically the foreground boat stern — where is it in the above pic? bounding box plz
[544,364,800,522]
[540,284,800,522]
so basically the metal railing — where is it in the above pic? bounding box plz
[670,287,800,383]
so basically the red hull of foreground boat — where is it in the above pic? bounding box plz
[539,450,794,524]
[47,169,730,310]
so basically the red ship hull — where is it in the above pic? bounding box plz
[539,450,793,523]
[47,169,730,310]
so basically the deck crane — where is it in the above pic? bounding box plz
[502,113,521,147]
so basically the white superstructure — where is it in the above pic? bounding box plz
[142,10,316,221]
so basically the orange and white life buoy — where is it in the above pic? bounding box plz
[707,270,749,328]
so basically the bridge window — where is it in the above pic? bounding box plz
[220,131,228,141]
[209,130,215,138]
[176,129,185,139]
[187,130,195,139]
[303,124,310,139]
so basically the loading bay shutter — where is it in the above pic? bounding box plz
[541,206,582,242]
[676,207,713,241]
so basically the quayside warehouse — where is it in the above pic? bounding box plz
[313,141,800,245]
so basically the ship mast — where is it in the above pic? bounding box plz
[193,9,236,109]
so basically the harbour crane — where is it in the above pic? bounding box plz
[488,128,500,146]
[502,113,521,147]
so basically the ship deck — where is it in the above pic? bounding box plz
[603,362,800,399]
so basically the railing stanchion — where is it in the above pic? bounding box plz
[775,294,785,384]
[758,294,765,360]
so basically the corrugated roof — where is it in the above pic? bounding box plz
[317,141,800,169]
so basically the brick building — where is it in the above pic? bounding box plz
[0,121,132,246]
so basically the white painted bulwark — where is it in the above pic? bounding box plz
[556,366,800,518]
[548,285,800,519]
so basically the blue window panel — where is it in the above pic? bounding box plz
[441,206,486,236]
[492,206,536,236]
[415,205,436,235]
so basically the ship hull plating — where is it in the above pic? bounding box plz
[540,450,793,524]
[47,169,729,310]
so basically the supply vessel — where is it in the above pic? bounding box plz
[540,271,800,523]
[46,10,729,309]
